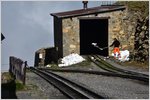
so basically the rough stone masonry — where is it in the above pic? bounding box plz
[62,9,135,56]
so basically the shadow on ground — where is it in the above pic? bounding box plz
[1,80,17,99]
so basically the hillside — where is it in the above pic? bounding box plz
[115,1,149,63]
[115,1,148,18]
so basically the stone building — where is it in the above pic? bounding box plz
[34,47,57,67]
[51,4,135,60]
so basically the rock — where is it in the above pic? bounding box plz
[69,44,76,49]
[133,16,149,62]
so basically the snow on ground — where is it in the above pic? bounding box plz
[112,50,130,62]
[118,50,130,62]
[58,53,85,67]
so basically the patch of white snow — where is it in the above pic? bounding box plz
[58,53,85,67]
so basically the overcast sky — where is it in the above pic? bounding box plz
[1,1,115,71]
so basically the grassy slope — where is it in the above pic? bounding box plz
[115,1,149,18]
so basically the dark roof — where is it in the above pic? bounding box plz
[51,5,126,19]
[78,17,110,20]
[36,47,55,53]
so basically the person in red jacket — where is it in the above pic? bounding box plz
[110,38,121,59]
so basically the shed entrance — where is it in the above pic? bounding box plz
[80,17,108,56]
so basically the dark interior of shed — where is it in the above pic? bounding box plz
[80,18,108,56]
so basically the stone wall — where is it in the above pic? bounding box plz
[133,16,149,62]
[62,8,138,56]
[62,17,80,56]
[34,47,58,66]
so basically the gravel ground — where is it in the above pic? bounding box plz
[54,72,149,99]
[60,61,108,72]
[101,56,149,75]
[68,56,149,75]
[16,72,68,99]
[16,57,149,99]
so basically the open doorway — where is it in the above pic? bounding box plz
[80,17,108,56]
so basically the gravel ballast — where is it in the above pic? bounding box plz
[54,72,149,99]
[16,72,68,99]
[16,58,149,99]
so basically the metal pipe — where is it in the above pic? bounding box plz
[82,1,88,9]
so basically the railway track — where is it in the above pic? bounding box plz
[88,55,149,82]
[95,55,149,77]
[38,68,148,83]
[29,67,105,99]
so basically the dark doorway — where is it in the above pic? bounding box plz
[80,17,108,56]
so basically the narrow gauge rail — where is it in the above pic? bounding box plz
[96,55,149,78]
[88,55,149,82]
[29,67,105,99]
[38,67,148,83]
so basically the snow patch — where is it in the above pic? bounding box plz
[118,50,130,62]
[112,50,130,62]
[58,53,85,67]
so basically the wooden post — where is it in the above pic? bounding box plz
[9,57,12,73]
[23,61,27,85]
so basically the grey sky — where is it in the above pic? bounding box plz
[1,1,114,71]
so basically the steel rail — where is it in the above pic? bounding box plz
[96,55,149,78]
[29,67,105,99]
[88,55,149,82]
[93,55,133,74]
[88,55,124,74]
[38,67,148,83]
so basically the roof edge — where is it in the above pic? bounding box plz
[50,5,126,19]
